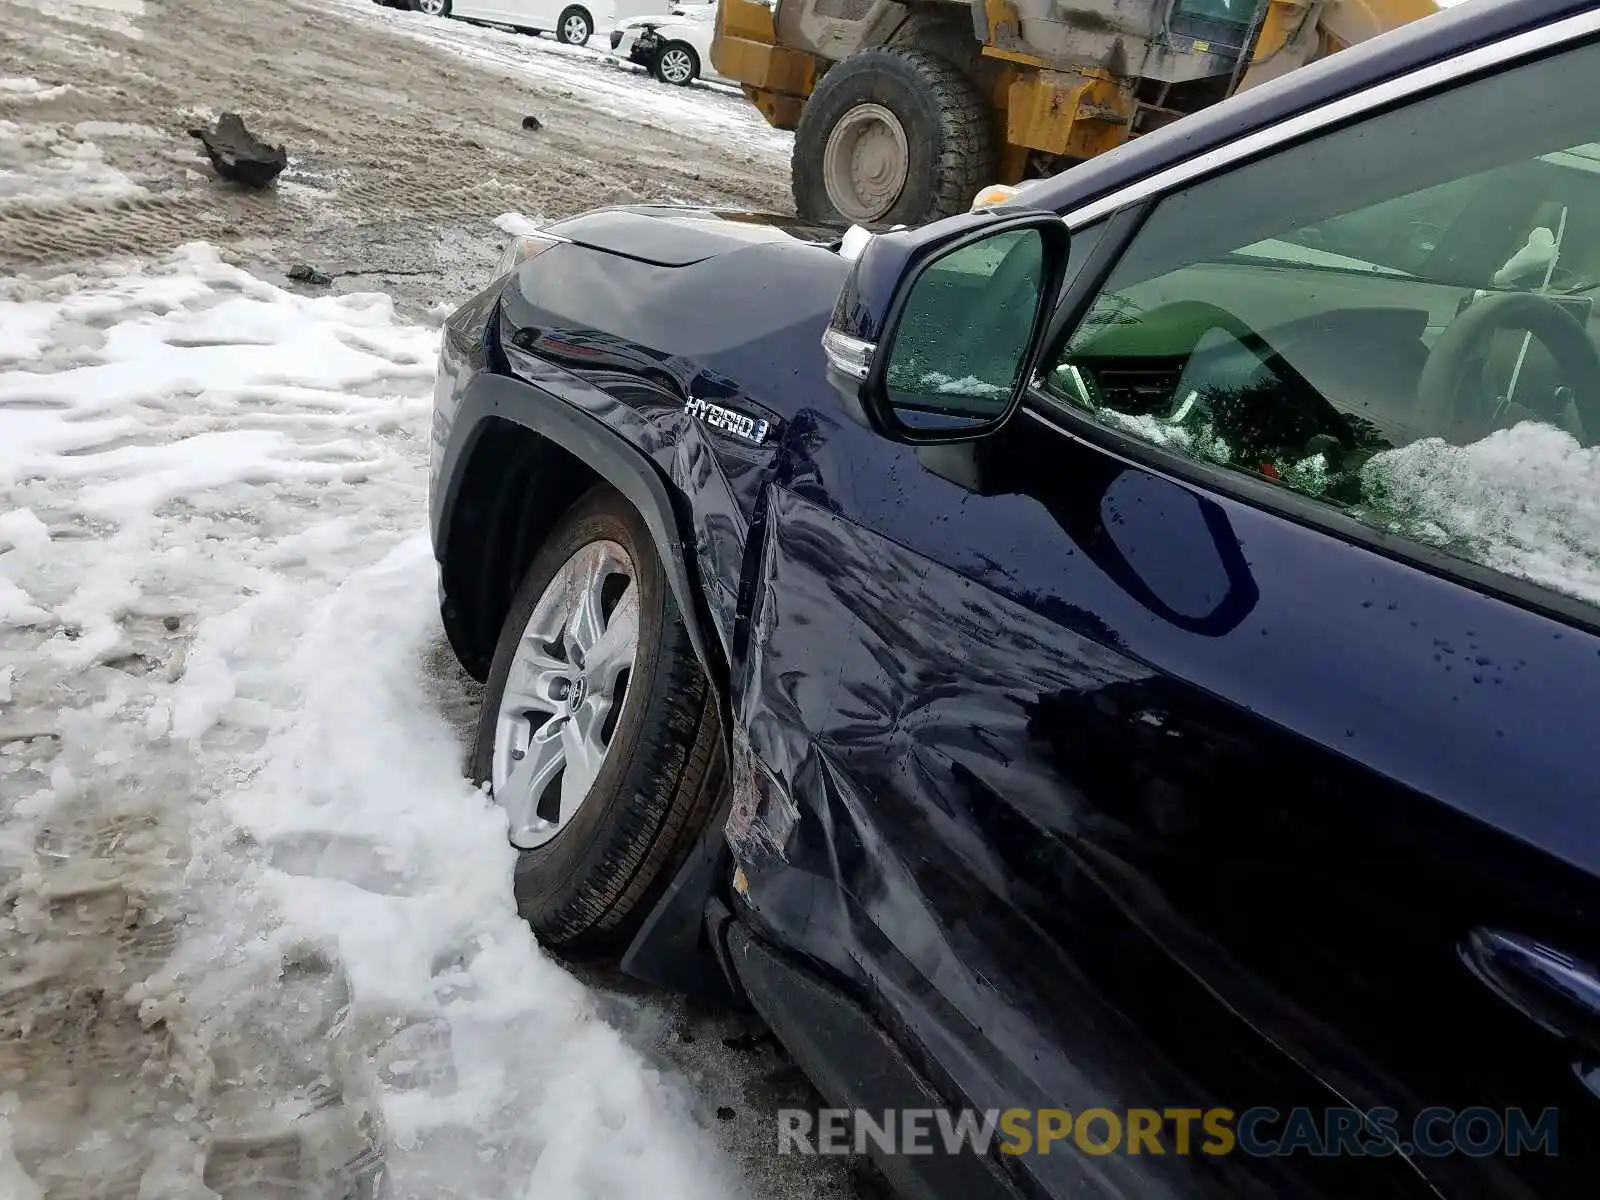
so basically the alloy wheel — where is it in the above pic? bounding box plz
[492,540,639,849]
[561,12,591,43]
[659,46,694,84]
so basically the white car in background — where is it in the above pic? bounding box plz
[609,2,723,85]
[398,0,671,46]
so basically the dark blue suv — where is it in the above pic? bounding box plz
[429,1,1600,1194]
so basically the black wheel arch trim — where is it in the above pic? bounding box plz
[433,370,729,699]
[435,369,744,997]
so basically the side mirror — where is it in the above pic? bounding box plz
[822,209,1070,443]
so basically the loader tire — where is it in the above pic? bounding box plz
[792,46,994,228]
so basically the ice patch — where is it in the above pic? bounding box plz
[0,76,73,100]
[71,119,163,139]
[0,247,434,516]
[6,0,148,39]
[0,508,51,553]
[0,576,52,628]
[0,300,59,362]
[494,211,545,236]
[0,1097,44,1200]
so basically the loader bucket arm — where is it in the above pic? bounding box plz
[1236,0,1440,92]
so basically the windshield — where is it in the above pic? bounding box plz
[1172,0,1260,25]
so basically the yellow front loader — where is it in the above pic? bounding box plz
[711,0,1439,226]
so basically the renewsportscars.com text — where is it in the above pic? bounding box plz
[777,1106,1560,1159]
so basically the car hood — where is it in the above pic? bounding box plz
[614,11,707,30]
[544,205,843,268]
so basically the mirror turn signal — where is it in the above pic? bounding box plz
[970,184,1021,210]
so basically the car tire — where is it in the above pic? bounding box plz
[556,5,593,45]
[651,41,700,86]
[792,46,994,227]
[470,486,724,951]
[409,0,451,14]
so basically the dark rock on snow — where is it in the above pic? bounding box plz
[287,264,333,286]
[188,113,288,188]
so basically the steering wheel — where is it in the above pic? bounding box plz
[1417,291,1600,444]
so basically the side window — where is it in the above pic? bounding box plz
[1042,39,1600,615]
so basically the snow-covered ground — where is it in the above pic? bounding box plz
[321,0,792,160]
[0,0,790,285]
[0,246,742,1197]
[7,0,147,39]
[0,0,863,1195]
[0,117,144,205]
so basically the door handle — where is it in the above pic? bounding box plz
[1461,927,1600,1052]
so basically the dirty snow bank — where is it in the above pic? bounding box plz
[0,76,74,100]
[0,121,144,204]
[6,0,147,39]
[0,245,738,1198]
[213,536,738,1198]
